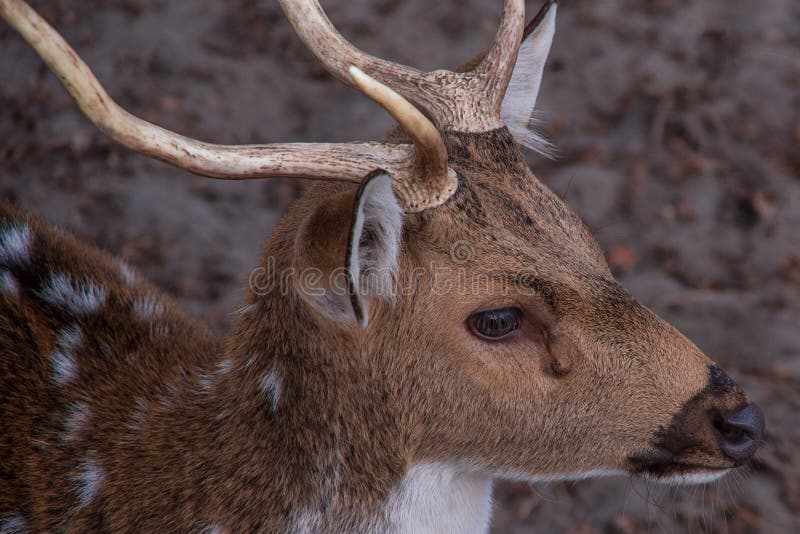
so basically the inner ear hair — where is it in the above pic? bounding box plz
[346,171,404,328]
[500,0,557,157]
[293,187,357,322]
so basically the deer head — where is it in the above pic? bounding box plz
[1,0,765,530]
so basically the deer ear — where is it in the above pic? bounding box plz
[500,1,557,151]
[345,171,404,328]
[294,171,403,327]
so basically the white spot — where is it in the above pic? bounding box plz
[124,398,150,432]
[0,269,20,297]
[287,510,316,534]
[0,223,32,267]
[117,259,136,286]
[38,272,107,315]
[215,359,233,375]
[57,324,84,351]
[72,452,105,507]
[50,325,83,385]
[51,348,78,385]
[383,462,493,534]
[63,402,91,442]
[197,371,215,390]
[0,513,28,534]
[260,368,282,411]
[198,524,223,534]
[132,295,164,320]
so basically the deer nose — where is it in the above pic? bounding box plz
[715,403,765,464]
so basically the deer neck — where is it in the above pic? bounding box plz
[213,238,494,531]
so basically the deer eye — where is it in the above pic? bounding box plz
[469,307,523,340]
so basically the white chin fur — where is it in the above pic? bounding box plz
[647,469,730,486]
[514,467,729,487]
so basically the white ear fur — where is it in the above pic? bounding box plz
[500,2,557,155]
[346,171,404,328]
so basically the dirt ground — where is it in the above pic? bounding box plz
[1,0,799,532]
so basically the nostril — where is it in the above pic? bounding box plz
[724,403,765,441]
[715,403,765,464]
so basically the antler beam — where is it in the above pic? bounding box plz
[0,0,414,184]
[1,0,528,211]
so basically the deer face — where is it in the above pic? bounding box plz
[363,129,765,486]
[293,128,764,488]
[287,2,764,486]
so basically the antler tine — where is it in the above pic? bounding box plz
[471,0,526,115]
[277,0,421,91]
[280,0,527,133]
[348,67,457,212]
[0,0,413,184]
[276,0,452,128]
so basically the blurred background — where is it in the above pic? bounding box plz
[1,0,798,531]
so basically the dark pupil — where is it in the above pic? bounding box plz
[474,307,521,339]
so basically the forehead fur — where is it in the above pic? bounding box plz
[411,128,609,283]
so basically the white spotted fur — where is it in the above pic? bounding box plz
[52,357,77,377]
[117,259,136,286]
[216,359,233,375]
[50,325,84,385]
[132,295,164,320]
[72,452,105,507]
[259,368,282,411]
[0,269,20,297]
[38,272,108,315]
[62,402,91,442]
[0,223,32,267]
[0,514,28,534]
[196,370,216,390]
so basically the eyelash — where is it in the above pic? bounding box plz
[468,307,523,340]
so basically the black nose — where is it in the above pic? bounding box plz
[715,403,765,464]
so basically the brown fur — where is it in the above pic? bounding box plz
[1,127,756,531]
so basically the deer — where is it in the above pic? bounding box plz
[0,0,766,532]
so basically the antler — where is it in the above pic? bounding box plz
[280,0,525,132]
[348,67,455,211]
[0,2,405,183]
[1,0,527,212]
